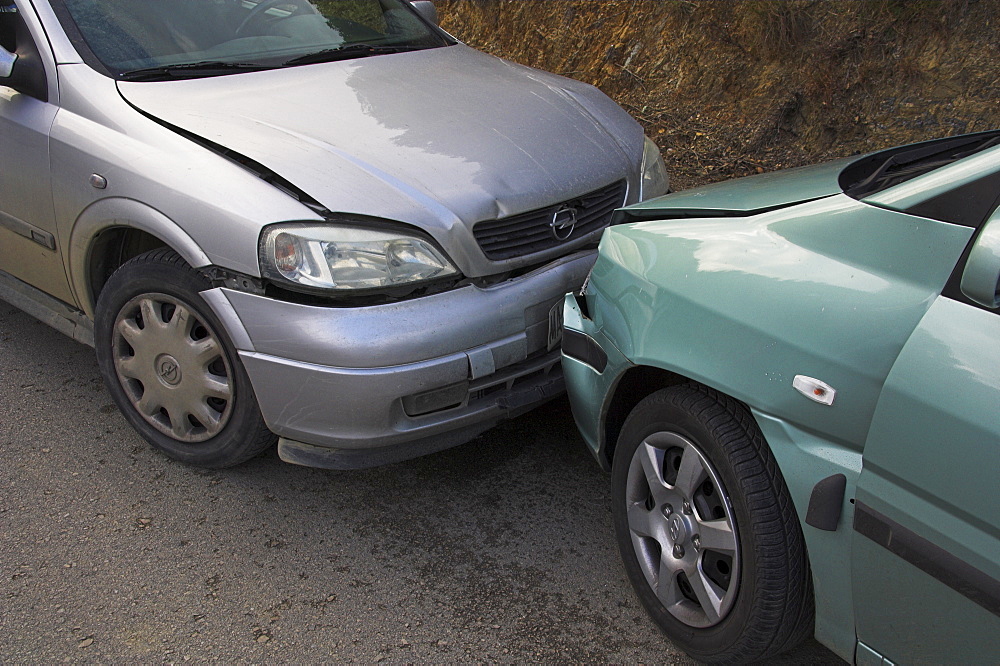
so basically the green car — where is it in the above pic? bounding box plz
[562,132,1000,665]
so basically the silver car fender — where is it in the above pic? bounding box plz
[68,197,212,317]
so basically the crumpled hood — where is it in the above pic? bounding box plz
[117,44,643,275]
[615,156,855,223]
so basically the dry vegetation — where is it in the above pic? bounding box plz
[438,0,1000,190]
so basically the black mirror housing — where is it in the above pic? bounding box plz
[410,1,438,26]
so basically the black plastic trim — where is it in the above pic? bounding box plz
[562,328,608,373]
[906,169,1000,229]
[2,1,48,101]
[805,474,846,531]
[840,130,1000,201]
[854,501,1000,617]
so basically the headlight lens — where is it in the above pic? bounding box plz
[639,136,670,201]
[260,223,459,292]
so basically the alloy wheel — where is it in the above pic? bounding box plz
[624,430,740,628]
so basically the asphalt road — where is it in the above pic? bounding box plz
[1,301,841,663]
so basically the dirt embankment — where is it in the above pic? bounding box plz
[438,0,999,190]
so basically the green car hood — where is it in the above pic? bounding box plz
[614,156,855,223]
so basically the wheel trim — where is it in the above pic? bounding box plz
[625,431,740,629]
[112,293,234,443]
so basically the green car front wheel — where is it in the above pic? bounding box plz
[611,384,813,664]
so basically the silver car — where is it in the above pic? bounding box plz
[0,0,668,468]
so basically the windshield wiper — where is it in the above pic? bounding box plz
[119,61,270,82]
[282,44,427,67]
[844,132,1000,198]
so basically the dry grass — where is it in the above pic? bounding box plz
[438,0,999,190]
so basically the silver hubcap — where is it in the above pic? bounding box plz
[112,293,234,443]
[625,431,740,628]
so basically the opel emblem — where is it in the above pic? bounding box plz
[550,205,578,241]
[668,514,684,543]
[156,355,182,386]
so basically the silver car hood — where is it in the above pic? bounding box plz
[117,45,642,276]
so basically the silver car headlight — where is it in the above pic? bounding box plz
[639,135,670,201]
[259,223,459,292]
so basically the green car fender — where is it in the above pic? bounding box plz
[591,194,973,451]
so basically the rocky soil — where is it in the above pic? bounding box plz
[439,0,1000,190]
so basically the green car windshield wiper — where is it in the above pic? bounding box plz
[282,44,427,67]
[119,61,271,82]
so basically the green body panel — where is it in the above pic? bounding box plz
[853,296,1000,664]
[562,293,628,462]
[590,194,973,450]
[616,157,849,220]
[565,293,864,663]
[750,412,862,662]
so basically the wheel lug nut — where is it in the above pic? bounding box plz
[692,535,701,551]
[682,501,692,515]
[673,544,685,559]
[661,503,673,517]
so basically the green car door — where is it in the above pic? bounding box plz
[852,213,1000,664]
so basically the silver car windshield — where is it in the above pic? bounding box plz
[54,0,451,79]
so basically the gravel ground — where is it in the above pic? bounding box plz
[0,301,841,663]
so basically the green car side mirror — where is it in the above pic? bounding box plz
[961,213,1000,309]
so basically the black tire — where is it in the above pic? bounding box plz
[611,384,813,664]
[95,248,276,468]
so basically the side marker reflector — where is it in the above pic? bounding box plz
[793,375,836,406]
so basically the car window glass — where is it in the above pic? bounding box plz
[53,0,450,78]
[1,2,20,52]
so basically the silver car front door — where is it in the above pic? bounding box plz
[0,0,72,304]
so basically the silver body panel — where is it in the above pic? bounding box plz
[117,44,644,277]
[51,64,321,311]
[221,250,595,369]
[1,1,648,466]
[203,250,594,456]
[0,0,66,301]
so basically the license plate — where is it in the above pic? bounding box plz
[547,300,564,351]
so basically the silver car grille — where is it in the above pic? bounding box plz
[473,180,627,260]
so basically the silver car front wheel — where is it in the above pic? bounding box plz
[112,293,234,442]
[95,248,275,468]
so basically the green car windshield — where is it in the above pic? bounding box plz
[53,0,452,79]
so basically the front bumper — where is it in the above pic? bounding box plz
[560,291,631,470]
[201,251,597,469]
